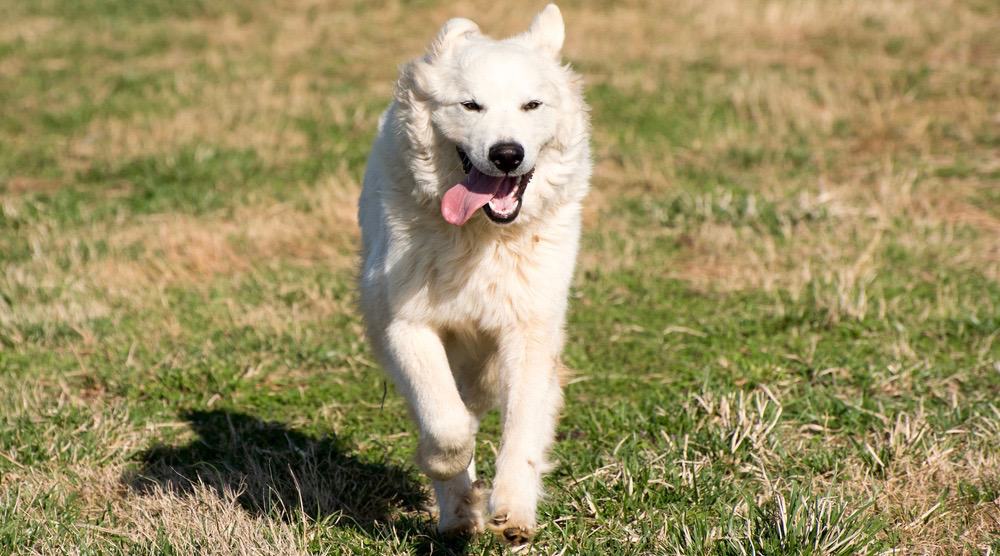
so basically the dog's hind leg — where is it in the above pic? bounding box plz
[434,456,489,535]
[379,321,478,481]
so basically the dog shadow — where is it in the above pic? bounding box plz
[124,410,475,554]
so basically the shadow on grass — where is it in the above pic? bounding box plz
[124,410,475,554]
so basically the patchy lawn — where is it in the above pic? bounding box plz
[1,0,997,554]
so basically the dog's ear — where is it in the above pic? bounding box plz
[406,17,479,98]
[522,4,564,59]
[426,17,480,61]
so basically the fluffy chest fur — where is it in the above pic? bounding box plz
[381,203,581,333]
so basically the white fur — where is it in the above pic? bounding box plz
[357,3,590,543]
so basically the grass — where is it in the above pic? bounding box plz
[1,0,998,554]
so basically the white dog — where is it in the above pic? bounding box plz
[357,4,590,544]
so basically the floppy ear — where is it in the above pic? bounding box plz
[426,17,480,60]
[523,4,564,59]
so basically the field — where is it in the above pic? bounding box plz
[1,0,998,554]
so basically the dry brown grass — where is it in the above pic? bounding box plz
[1,177,358,349]
[677,388,1000,554]
[3,465,317,556]
[831,406,1000,553]
[0,384,419,555]
[571,0,998,296]
[2,175,357,305]
[94,178,358,291]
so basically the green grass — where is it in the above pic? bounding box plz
[1,0,998,554]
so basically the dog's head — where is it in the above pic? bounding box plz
[398,4,589,227]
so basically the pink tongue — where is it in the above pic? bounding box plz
[441,168,505,226]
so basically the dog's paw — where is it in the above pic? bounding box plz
[487,507,536,546]
[438,479,489,536]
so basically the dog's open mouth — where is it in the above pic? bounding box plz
[441,148,533,226]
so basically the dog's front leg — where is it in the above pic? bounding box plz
[488,331,563,545]
[381,320,478,482]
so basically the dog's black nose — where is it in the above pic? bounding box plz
[489,142,524,173]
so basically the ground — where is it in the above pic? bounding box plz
[1,0,998,554]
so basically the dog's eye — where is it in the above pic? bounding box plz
[460,101,483,112]
[521,100,542,111]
